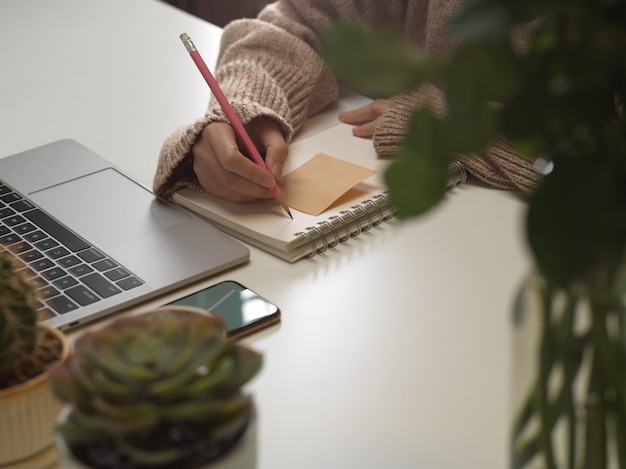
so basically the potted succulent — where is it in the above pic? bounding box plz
[0,253,71,467]
[49,305,262,469]
[322,0,626,467]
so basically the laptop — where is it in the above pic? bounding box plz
[0,139,250,331]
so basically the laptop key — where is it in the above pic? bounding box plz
[3,215,25,227]
[117,276,143,290]
[8,241,31,253]
[30,258,56,272]
[104,267,130,281]
[19,249,43,263]
[68,264,94,277]
[0,193,21,204]
[0,207,15,218]
[82,272,122,298]
[39,285,61,299]
[14,222,37,235]
[41,266,67,281]
[53,276,79,290]
[93,258,117,271]
[46,246,70,259]
[23,230,47,242]
[66,285,100,306]
[58,255,82,268]
[46,294,79,314]
[78,248,105,263]
[0,233,21,245]
[10,199,36,212]
[34,238,59,251]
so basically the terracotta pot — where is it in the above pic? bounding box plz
[0,323,71,467]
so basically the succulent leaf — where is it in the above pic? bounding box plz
[158,395,251,422]
[213,343,263,395]
[186,353,236,396]
[149,335,224,398]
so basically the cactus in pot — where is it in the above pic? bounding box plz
[0,252,71,466]
[49,306,262,469]
[0,252,40,386]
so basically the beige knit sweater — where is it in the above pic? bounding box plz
[153,0,539,199]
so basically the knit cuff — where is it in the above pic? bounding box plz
[459,139,540,194]
[152,115,213,199]
[373,84,446,158]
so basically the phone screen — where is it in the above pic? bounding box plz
[168,280,280,339]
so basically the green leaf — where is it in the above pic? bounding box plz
[443,43,518,153]
[526,156,626,288]
[384,109,452,218]
[187,355,235,396]
[90,397,156,421]
[321,22,433,97]
[158,395,250,423]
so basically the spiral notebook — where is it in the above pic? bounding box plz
[172,123,465,262]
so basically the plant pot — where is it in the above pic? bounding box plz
[0,323,71,468]
[54,403,258,469]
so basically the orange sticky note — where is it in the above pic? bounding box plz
[283,153,377,216]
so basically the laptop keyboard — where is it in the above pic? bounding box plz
[0,179,143,320]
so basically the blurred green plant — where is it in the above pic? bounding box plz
[49,308,262,468]
[322,0,626,467]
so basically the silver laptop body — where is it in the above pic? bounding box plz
[0,139,249,330]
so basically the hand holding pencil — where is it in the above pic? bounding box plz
[180,33,293,219]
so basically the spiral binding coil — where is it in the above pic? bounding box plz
[293,191,395,258]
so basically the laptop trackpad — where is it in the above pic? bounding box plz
[28,168,190,251]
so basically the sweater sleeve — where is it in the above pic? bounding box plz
[372,85,541,194]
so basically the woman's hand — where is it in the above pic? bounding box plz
[338,99,391,138]
[191,118,288,203]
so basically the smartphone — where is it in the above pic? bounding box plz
[168,280,281,339]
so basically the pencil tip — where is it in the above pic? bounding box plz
[275,193,292,219]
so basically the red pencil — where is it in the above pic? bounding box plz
[180,33,293,219]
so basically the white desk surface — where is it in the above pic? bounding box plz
[0,1,532,468]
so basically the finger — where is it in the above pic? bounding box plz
[247,118,289,180]
[351,120,377,138]
[338,99,392,125]
[338,104,379,125]
[259,134,288,181]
